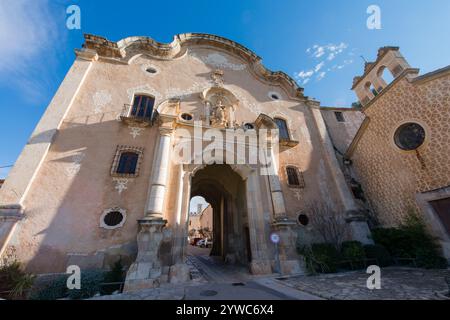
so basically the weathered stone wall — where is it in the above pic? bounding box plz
[321,108,365,155]
[1,40,351,273]
[350,73,450,226]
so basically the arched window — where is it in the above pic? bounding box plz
[377,66,394,86]
[365,81,378,97]
[286,166,305,188]
[117,152,139,174]
[274,118,290,140]
[131,95,155,120]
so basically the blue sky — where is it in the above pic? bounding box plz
[1,0,450,179]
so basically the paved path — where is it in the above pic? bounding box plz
[278,267,450,300]
[183,253,321,300]
[92,247,450,300]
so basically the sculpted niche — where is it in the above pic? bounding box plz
[201,70,240,128]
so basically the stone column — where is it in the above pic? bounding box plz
[260,131,304,274]
[246,170,272,275]
[205,101,211,125]
[310,104,373,244]
[124,123,175,291]
[123,219,167,291]
[145,126,173,220]
[262,144,287,219]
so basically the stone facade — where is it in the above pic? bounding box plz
[321,108,365,157]
[343,48,450,259]
[199,205,213,232]
[0,33,384,284]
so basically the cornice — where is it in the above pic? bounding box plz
[82,33,306,101]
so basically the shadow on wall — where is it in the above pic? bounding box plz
[10,112,162,274]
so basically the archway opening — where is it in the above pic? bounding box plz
[188,196,213,256]
[188,164,251,266]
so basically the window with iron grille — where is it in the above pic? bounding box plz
[286,166,305,188]
[130,95,155,120]
[334,111,345,122]
[274,118,290,140]
[111,146,144,177]
[117,152,138,174]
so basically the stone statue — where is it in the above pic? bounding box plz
[211,98,228,127]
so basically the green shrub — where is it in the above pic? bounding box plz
[363,244,392,267]
[29,274,69,300]
[101,260,125,295]
[30,269,106,300]
[67,269,105,300]
[0,261,35,300]
[372,213,447,269]
[300,243,340,274]
[415,247,448,269]
[341,241,365,262]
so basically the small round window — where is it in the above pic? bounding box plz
[394,122,425,151]
[146,67,158,74]
[100,208,126,229]
[268,91,281,101]
[181,113,193,121]
[104,211,124,227]
[244,123,254,130]
[297,214,309,226]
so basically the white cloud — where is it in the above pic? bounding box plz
[0,1,65,101]
[316,71,326,81]
[296,70,314,79]
[297,42,352,86]
[314,61,325,72]
[307,42,348,60]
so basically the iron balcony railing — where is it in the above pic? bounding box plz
[120,104,153,124]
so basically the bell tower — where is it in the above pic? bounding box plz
[351,47,419,107]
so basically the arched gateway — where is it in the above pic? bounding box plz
[0,33,373,291]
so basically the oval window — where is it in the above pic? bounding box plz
[146,67,157,74]
[103,211,124,227]
[297,214,309,226]
[394,122,425,151]
[244,123,254,130]
[181,113,193,121]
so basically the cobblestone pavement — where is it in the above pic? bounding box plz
[90,252,319,300]
[90,251,450,300]
[275,267,450,300]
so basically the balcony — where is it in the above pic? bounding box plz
[119,104,154,126]
[279,129,299,148]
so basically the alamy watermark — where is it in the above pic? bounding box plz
[170,121,280,176]
[66,5,81,30]
[367,5,382,30]
[366,265,381,289]
[66,265,81,290]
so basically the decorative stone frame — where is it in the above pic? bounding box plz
[390,118,430,154]
[100,207,127,230]
[284,165,305,189]
[110,145,144,178]
[415,186,450,259]
[272,115,292,140]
